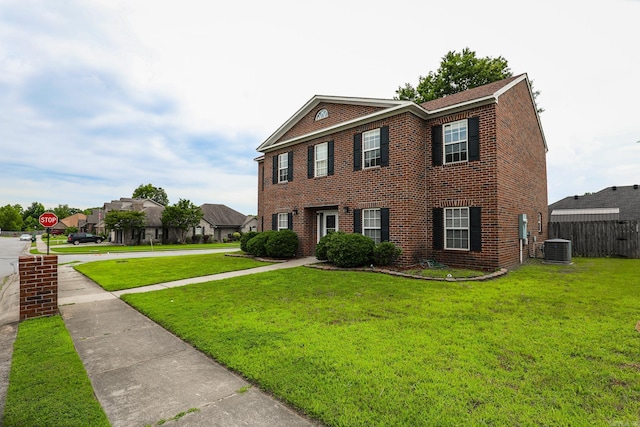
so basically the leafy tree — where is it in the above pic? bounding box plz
[23,202,45,221]
[396,48,543,113]
[52,204,73,219]
[104,210,146,242]
[161,199,203,243]
[0,204,24,231]
[133,183,169,206]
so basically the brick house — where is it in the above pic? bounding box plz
[255,74,548,269]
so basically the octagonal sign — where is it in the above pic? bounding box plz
[39,212,59,228]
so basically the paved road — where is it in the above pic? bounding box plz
[0,237,30,281]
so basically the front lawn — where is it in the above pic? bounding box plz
[44,241,240,254]
[121,258,640,426]
[3,316,109,427]
[75,253,273,291]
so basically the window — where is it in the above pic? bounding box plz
[443,120,468,164]
[315,109,328,121]
[538,212,543,233]
[278,213,289,230]
[278,153,288,183]
[445,207,469,250]
[363,208,381,243]
[363,128,381,168]
[315,142,328,177]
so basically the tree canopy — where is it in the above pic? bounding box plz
[0,204,24,231]
[104,210,146,231]
[161,199,203,243]
[133,183,169,206]
[396,48,543,113]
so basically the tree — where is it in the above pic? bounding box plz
[104,210,146,243]
[161,199,203,243]
[133,183,169,206]
[22,202,45,231]
[396,48,543,113]
[0,204,24,231]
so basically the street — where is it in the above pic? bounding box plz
[0,238,29,281]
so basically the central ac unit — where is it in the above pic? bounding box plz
[544,239,572,264]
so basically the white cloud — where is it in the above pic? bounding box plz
[0,0,639,217]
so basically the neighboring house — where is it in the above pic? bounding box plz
[549,185,640,222]
[242,215,258,233]
[255,74,548,269]
[103,198,167,245]
[49,213,87,234]
[81,209,105,234]
[197,204,248,242]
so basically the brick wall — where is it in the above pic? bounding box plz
[18,255,58,320]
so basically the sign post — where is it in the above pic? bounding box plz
[38,212,59,255]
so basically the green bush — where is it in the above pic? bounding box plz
[373,241,402,266]
[265,229,299,258]
[326,233,375,268]
[245,231,276,257]
[315,231,342,260]
[240,231,259,252]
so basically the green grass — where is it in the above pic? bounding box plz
[44,241,240,254]
[120,258,640,426]
[3,316,109,427]
[75,253,273,291]
[404,266,488,279]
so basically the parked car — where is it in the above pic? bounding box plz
[67,233,103,245]
[20,234,33,241]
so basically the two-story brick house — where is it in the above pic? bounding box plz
[256,74,548,269]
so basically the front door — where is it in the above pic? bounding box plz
[317,210,338,242]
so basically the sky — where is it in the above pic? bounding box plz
[1,0,639,216]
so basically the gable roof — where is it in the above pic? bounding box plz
[200,204,247,227]
[549,185,640,220]
[257,74,546,154]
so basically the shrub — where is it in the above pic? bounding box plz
[240,231,259,252]
[191,235,202,244]
[373,242,402,266]
[202,235,211,244]
[315,231,342,260]
[245,231,276,257]
[265,229,299,258]
[232,232,241,241]
[326,233,375,268]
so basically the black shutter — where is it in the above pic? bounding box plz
[271,214,278,230]
[381,208,390,242]
[470,207,482,251]
[353,133,362,171]
[307,145,314,179]
[328,140,335,176]
[432,126,442,166]
[272,155,278,184]
[380,126,389,167]
[287,151,293,182]
[353,209,362,234]
[468,117,480,161]
[433,208,443,250]
[288,212,293,230]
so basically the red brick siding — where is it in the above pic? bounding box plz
[278,103,385,143]
[18,255,58,320]
[495,80,548,266]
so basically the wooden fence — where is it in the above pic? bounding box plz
[548,220,640,258]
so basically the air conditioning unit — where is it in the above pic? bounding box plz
[544,239,572,264]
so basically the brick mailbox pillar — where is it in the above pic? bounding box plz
[18,255,59,320]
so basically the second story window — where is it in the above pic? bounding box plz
[315,142,328,177]
[278,153,289,183]
[443,120,468,164]
[363,128,381,168]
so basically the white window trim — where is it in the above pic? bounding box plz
[363,208,381,244]
[444,207,470,251]
[315,142,328,177]
[315,109,328,121]
[443,119,468,165]
[278,153,288,183]
[538,212,543,233]
[277,213,289,230]
[362,128,381,169]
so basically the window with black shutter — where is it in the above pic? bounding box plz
[353,209,362,233]
[468,117,480,162]
[470,207,481,251]
[381,207,390,242]
[432,126,442,166]
[353,134,362,171]
[433,207,444,250]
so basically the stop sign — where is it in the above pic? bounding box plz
[39,212,59,228]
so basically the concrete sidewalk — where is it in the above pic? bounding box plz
[4,253,320,426]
